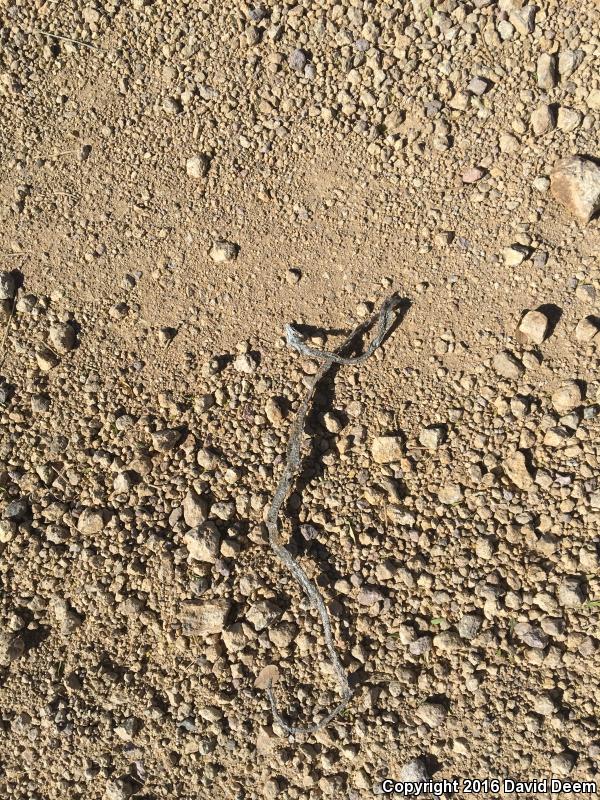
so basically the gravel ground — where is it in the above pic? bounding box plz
[1,0,600,798]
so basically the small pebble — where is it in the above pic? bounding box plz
[210,240,239,263]
[186,154,210,178]
[0,272,16,300]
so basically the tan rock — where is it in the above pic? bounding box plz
[186,153,210,178]
[558,49,584,79]
[419,425,445,449]
[180,600,231,636]
[416,702,447,728]
[434,231,454,248]
[183,522,221,562]
[36,346,59,371]
[504,450,534,490]
[531,104,556,136]
[209,239,239,263]
[537,52,557,89]
[0,632,25,666]
[551,380,582,413]
[265,396,285,425]
[502,244,529,266]
[438,483,463,504]
[222,622,248,652]
[587,88,600,111]
[49,322,77,353]
[499,132,520,154]
[509,5,536,35]
[550,156,600,223]
[493,351,524,380]
[518,310,549,344]
[371,435,403,464]
[557,107,582,132]
[383,109,404,135]
[182,490,208,527]
[77,507,106,534]
[462,166,485,183]
[575,283,596,303]
[575,316,600,343]
[254,664,280,690]
[544,426,571,447]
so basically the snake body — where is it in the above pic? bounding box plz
[265,294,401,735]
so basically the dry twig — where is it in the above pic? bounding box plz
[29,28,107,52]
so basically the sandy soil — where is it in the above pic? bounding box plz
[1,1,599,798]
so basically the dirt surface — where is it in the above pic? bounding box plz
[1,1,600,798]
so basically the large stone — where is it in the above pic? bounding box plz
[416,702,447,728]
[151,428,182,451]
[493,351,524,380]
[537,53,557,89]
[400,759,429,782]
[557,577,586,608]
[438,483,463,505]
[0,631,25,666]
[222,622,248,652]
[183,522,221,562]
[180,599,230,636]
[502,244,529,266]
[0,271,16,300]
[233,353,258,373]
[558,49,584,79]
[371,435,403,463]
[588,89,600,111]
[254,664,280,690]
[518,310,549,344]
[2,498,30,522]
[504,450,534,490]
[514,623,548,649]
[288,48,307,71]
[383,109,405,135]
[457,613,482,640]
[551,752,576,777]
[36,346,59,371]
[509,5,536,35]
[182,490,208,527]
[462,166,485,183]
[246,600,281,631]
[557,107,582,132]
[77,507,106,534]
[544,426,571,447]
[551,380,582,413]
[265,397,285,425]
[418,425,445,449]
[531,104,556,136]
[575,316,600,343]
[49,323,77,353]
[550,156,600,223]
[534,695,558,716]
[113,471,137,493]
[575,283,596,303]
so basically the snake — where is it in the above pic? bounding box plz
[265,293,402,736]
